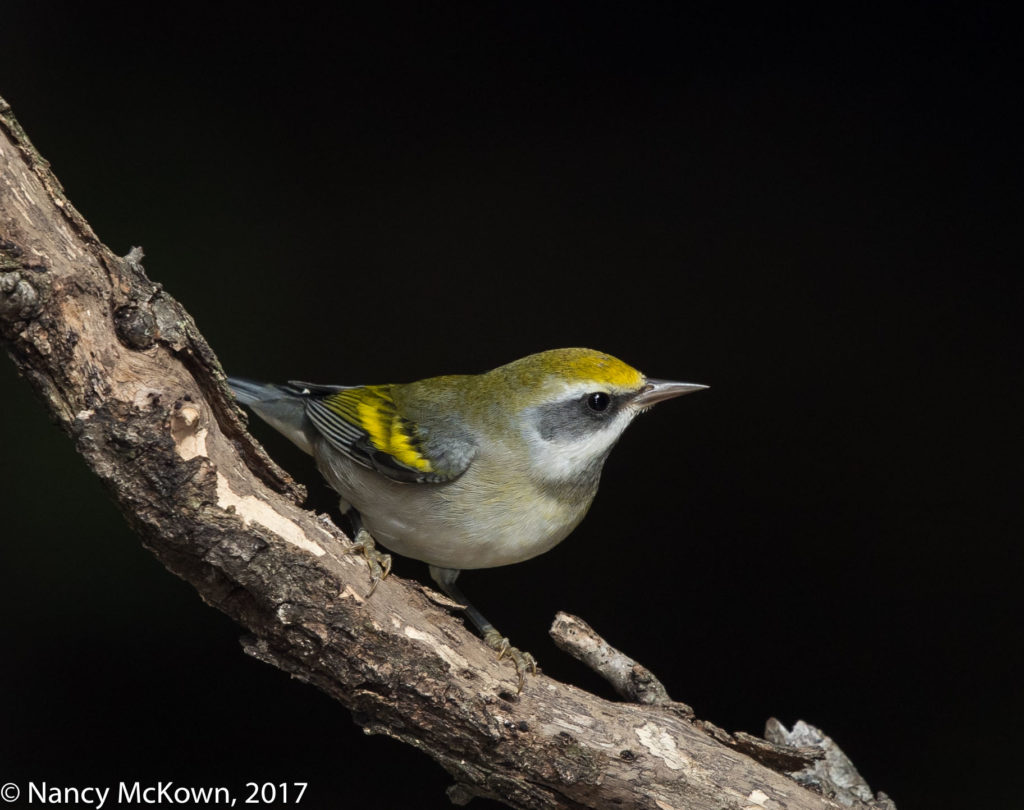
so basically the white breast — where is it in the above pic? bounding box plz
[314,438,594,570]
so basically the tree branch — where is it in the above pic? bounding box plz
[0,94,895,810]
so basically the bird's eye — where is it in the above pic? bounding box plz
[586,392,611,412]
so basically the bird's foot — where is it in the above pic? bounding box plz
[482,627,538,693]
[346,527,392,595]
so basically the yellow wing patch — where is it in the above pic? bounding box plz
[324,386,434,473]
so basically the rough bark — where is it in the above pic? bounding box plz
[0,95,896,810]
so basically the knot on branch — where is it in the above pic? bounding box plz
[114,303,158,349]
[0,269,42,323]
[110,248,188,353]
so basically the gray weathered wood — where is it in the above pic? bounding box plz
[0,94,895,810]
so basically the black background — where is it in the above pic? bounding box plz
[1,4,1020,809]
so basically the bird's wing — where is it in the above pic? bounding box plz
[302,383,474,483]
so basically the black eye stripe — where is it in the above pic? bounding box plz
[534,392,621,440]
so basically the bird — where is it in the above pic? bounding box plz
[228,348,706,688]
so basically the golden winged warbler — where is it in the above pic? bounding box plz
[229,348,705,687]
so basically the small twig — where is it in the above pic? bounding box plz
[549,611,674,706]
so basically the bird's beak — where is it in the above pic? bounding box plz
[633,379,708,407]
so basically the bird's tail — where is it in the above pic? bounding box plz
[228,377,317,455]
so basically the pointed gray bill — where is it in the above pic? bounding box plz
[633,379,709,407]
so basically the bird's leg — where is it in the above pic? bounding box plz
[429,565,538,692]
[344,510,392,595]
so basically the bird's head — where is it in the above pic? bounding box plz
[481,348,706,485]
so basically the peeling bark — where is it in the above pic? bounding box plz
[0,94,896,810]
